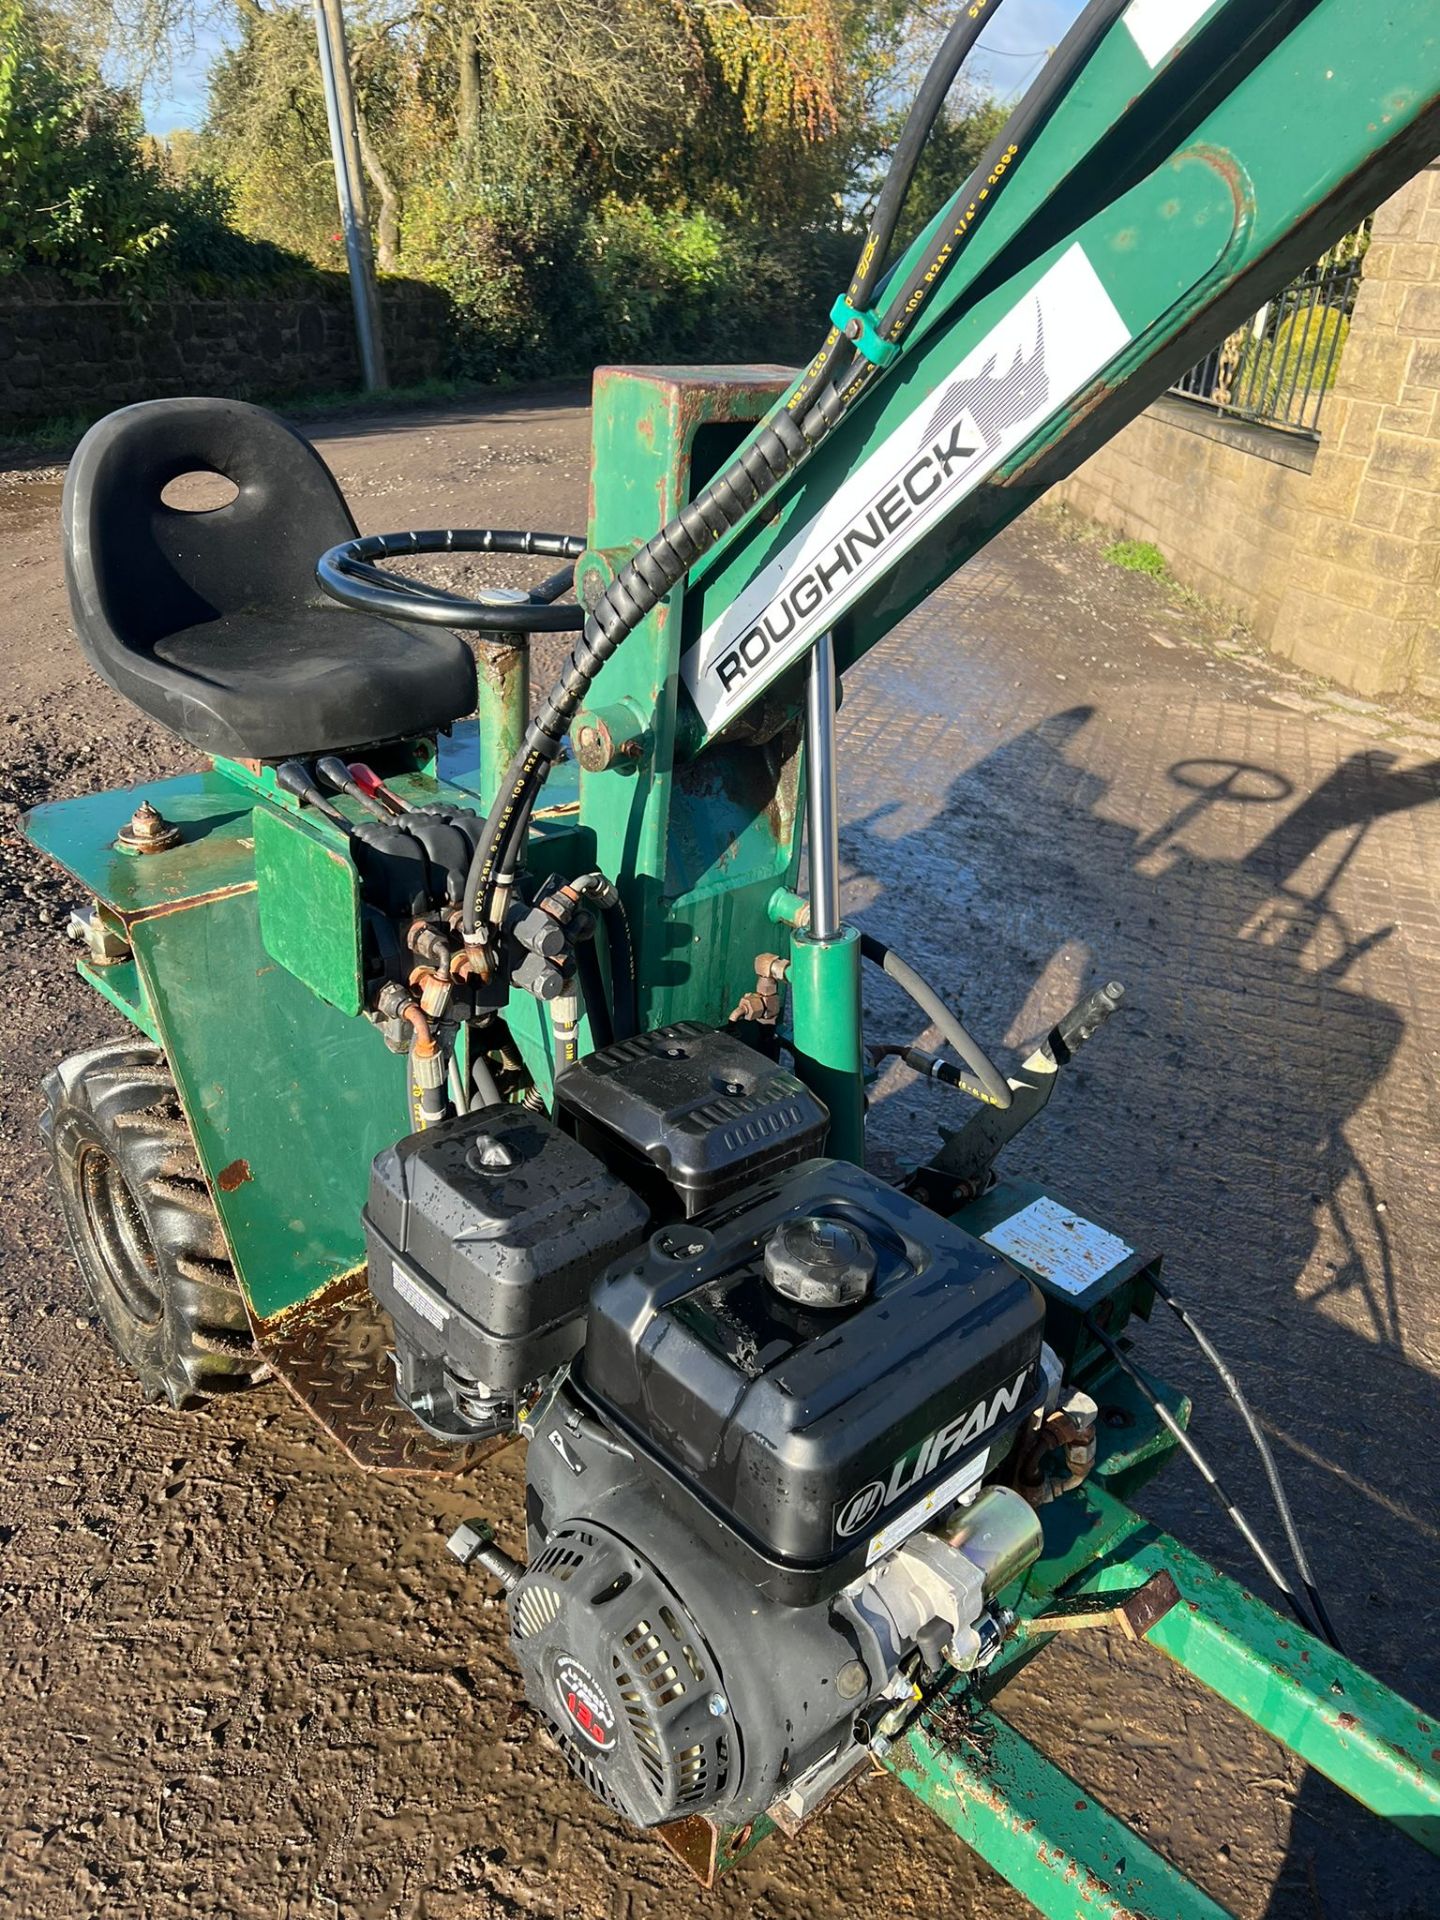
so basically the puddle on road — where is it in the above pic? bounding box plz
[0,478,63,534]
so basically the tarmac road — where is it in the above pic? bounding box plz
[1,387,1438,1920]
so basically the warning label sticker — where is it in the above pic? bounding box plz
[981,1197,1133,1298]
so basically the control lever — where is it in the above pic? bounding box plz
[1047,980,1125,1064]
[314,755,394,823]
[909,980,1126,1204]
[348,762,410,815]
[273,760,353,835]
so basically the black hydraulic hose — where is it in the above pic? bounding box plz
[1084,1318,1329,1644]
[858,931,1011,1110]
[865,0,1132,366]
[461,0,1132,939]
[599,899,637,1042]
[788,0,1010,420]
[1148,1274,1344,1653]
[574,936,614,1052]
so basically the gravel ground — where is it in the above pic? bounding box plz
[1,387,1438,1920]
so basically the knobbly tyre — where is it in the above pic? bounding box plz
[26,2,1440,1911]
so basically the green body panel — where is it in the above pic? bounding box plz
[787,928,865,1163]
[128,886,409,1319]
[26,771,256,912]
[254,805,363,1017]
[28,744,599,1309]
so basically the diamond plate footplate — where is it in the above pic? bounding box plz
[252,1269,509,1477]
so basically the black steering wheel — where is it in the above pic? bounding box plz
[316,528,587,633]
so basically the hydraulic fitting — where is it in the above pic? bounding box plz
[514,951,569,1002]
[729,952,790,1025]
[512,903,569,961]
[407,919,452,970]
[550,991,581,1069]
[411,966,453,1020]
[1014,1390,1099,1507]
[404,1008,447,1130]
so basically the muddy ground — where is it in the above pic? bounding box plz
[1,388,1438,1920]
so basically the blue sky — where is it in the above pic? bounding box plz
[971,0,1088,101]
[141,0,1088,134]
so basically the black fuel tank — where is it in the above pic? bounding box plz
[578,1158,1045,1604]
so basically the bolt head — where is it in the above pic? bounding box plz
[707,1692,729,1718]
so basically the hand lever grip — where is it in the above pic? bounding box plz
[274,759,352,835]
[1049,980,1125,1064]
[313,755,394,823]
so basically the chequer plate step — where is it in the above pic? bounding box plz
[252,1269,508,1478]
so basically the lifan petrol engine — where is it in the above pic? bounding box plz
[364,1026,1049,1830]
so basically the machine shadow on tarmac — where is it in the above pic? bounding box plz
[846,701,1440,1912]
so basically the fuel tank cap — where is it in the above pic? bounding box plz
[764,1214,875,1309]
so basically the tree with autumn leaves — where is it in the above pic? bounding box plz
[6,0,1005,376]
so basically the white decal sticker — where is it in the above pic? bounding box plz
[864,1448,988,1569]
[1123,0,1214,68]
[681,244,1129,735]
[391,1261,448,1330]
[981,1197,1133,1297]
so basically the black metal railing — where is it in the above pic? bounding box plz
[1168,222,1370,439]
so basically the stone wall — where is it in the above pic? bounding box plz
[1055,164,1440,699]
[0,274,454,429]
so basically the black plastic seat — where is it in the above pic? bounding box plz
[62,397,476,760]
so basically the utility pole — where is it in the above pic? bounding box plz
[313,0,388,391]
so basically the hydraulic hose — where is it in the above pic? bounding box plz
[1148,1273,1343,1652]
[599,899,637,1043]
[460,0,1130,941]
[858,932,1011,1110]
[574,935,614,1052]
[1085,1318,1331,1645]
[788,0,1011,421]
[471,1048,503,1110]
[863,0,1132,366]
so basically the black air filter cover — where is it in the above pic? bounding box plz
[365,1106,648,1395]
[553,1021,828,1218]
[578,1158,1045,1604]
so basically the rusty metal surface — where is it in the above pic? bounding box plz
[1021,1571,1183,1642]
[656,1811,772,1887]
[253,1271,509,1478]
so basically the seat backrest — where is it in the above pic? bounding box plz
[62,396,358,670]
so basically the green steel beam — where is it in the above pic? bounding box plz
[884,1703,1232,1920]
[1062,1485,1440,1853]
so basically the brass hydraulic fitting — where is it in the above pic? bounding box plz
[729,952,791,1026]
